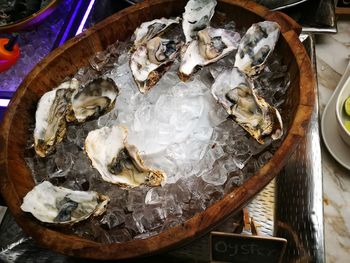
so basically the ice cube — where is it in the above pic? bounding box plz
[132,208,146,234]
[203,183,224,206]
[124,214,140,235]
[224,170,244,193]
[51,151,73,178]
[145,188,166,205]
[133,104,153,132]
[141,206,165,231]
[163,195,182,218]
[126,189,146,212]
[201,165,227,186]
[100,209,126,229]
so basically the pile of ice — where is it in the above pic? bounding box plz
[97,50,250,185]
[25,36,290,243]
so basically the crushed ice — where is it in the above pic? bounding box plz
[25,25,290,243]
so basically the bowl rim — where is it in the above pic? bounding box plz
[0,0,315,260]
[335,75,350,137]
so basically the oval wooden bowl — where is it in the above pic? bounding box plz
[0,0,62,33]
[0,0,315,260]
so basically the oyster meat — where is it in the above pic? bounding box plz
[85,125,166,187]
[182,0,217,43]
[130,36,182,93]
[234,21,280,76]
[133,17,180,47]
[211,68,283,144]
[179,27,240,80]
[67,77,119,123]
[34,79,79,157]
[21,181,109,224]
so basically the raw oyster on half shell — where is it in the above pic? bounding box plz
[67,77,119,123]
[234,21,280,76]
[133,17,180,47]
[179,27,240,80]
[211,67,283,144]
[85,125,166,187]
[21,181,109,224]
[182,0,217,43]
[130,36,182,93]
[34,79,80,157]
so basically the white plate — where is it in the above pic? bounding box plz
[321,62,350,170]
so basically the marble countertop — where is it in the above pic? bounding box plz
[316,17,350,263]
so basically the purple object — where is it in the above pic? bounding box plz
[0,0,101,121]
[0,0,74,95]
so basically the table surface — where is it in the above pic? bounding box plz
[315,17,350,263]
[0,2,347,262]
[0,33,324,262]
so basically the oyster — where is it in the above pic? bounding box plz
[34,79,79,157]
[85,125,166,187]
[21,181,109,224]
[133,17,180,47]
[234,21,280,76]
[130,36,182,93]
[179,27,240,80]
[211,68,283,144]
[67,77,119,123]
[182,0,217,43]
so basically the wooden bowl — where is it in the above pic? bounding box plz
[0,0,315,260]
[0,0,62,33]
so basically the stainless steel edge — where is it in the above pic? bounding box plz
[302,27,337,34]
[294,0,337,34]
[274,34,325,263]
[270,0,309,11]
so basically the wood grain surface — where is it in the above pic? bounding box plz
[0,0,314,260]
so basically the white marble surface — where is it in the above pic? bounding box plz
[316,17,350,263]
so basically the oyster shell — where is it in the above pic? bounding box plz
[34,79,79,157]
[133,17,180,47]
[182,0,217,43]
[234,21,280,76]
[211,68,283,144]
[85,125,166,187]
[21,181,109,224]
[179,27,240,80]
[67,77,119,123]
[130,37,182,93]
